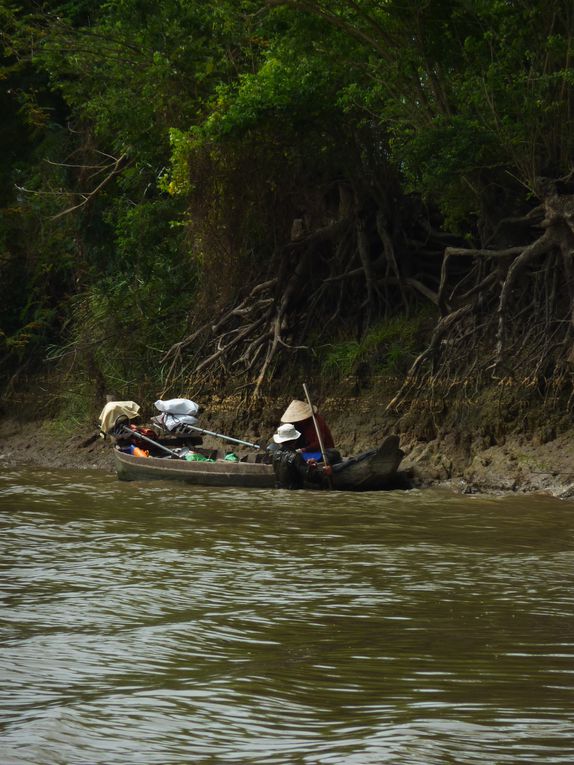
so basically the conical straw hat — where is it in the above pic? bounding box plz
[280,399,316,423]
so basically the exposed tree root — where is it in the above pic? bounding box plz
[387,189,574,413]
[161,180,574,412]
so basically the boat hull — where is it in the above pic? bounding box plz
[113,434,404,491]
[114,449,275,488]
[330,435,404,491]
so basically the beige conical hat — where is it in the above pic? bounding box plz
[280,399,316,423]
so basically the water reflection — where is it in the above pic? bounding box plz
[1,468,573,764]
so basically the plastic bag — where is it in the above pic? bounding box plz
[154,398,199,416]
[185,452,215,463]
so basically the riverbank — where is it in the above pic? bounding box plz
[1,393,573,498]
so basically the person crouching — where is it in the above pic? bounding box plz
[271,423,323,490]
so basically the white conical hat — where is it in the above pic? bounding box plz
[280,399,316,423]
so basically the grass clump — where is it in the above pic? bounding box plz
[321,309,432,380]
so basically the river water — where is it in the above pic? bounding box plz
[1,467,573,765]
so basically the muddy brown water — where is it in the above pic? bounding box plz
[1,467,573,764]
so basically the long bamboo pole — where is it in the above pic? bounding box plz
[302,382,332,488]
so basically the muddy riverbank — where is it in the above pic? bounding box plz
[1,393,573,498]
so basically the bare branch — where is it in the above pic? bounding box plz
[444,245,524,258]
[50,153,128,220]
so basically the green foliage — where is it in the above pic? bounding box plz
[201,47,344,139]
[321,338,361,380]
[2,0,573,405]
[1,0,213,390]
[391,115,504,231]
[299,0,574,223]
[45,194,199,400]
[43,380,99,436]
[321,309,434,380]
[404,2,572,218]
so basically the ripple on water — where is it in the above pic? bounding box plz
[1,471,574,764]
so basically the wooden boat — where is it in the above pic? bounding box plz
[330,435,404,491]
[113,434,404,491]
[114,447,275,488]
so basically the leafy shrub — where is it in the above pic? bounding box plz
[321,309,434,379]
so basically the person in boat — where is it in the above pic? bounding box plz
[271,423,325,490]
[279,399,341,464]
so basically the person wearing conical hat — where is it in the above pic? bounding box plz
[280,399,335,455]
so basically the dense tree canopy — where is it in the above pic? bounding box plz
[1,0,573,418]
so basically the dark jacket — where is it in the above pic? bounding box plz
[272,444,317,489]
[294,413,335,453]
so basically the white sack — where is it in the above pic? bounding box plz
[154,398,200,416]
